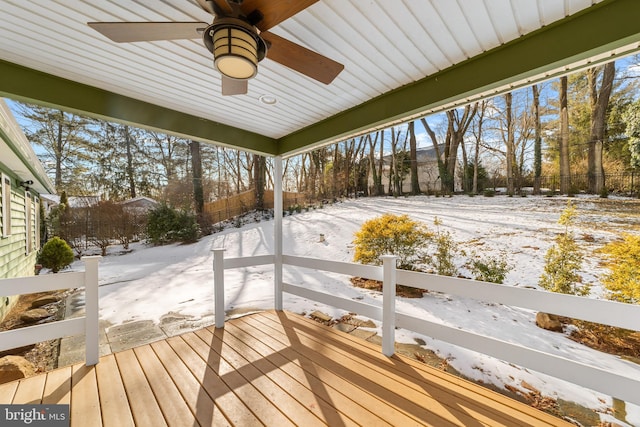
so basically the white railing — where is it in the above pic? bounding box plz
[212,250,640,406]
[0,256,101,366]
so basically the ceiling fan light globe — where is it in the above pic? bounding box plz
[212,26,258,80]
[215,56,256,80]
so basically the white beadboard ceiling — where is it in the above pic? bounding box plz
[1,0,636,155]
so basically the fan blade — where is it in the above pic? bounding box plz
[88,22,207,43]
[221,75,248,95]
[261,31,343,84]
[240,0,319,31]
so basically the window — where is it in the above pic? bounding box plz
[1,174,11,237]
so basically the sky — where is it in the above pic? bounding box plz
[63,194,640,426]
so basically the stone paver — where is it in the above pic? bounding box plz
[57,290,219,367]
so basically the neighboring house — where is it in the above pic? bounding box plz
[40,194,100,215]
[0,99,56,321]
[369,147,447,194]
[118,196,158,213]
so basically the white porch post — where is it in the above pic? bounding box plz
[82,255,101,366]
[274,155,283,311]
[212,248,225,328]
[381,255,398,357]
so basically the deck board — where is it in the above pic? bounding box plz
[0,310,572,426]
[70,364,102,427]
[114,349,167,427]
[262,311,563,426]
[203,324,361,427]
[42,365,71,405]
[95,354,135,427]
[150,338,236,427]
[133,345,197,427]
[12,373,46,404]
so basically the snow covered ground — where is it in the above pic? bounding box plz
[69,194,640,425]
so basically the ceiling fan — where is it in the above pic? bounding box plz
[88,0,344,96]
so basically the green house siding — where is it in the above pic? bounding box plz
[0,170,40,320]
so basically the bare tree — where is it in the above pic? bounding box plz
[532,85,542,194]
[421,104,477,194]
[588,62,616,193]
[470,100,489,194]
[408,121,421,195]
[189,140,204,219]
[559,76,571,193]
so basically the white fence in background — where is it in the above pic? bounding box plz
[212,250,640,406]
[0,256,101,366]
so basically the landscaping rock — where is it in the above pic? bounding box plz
[30,295,61,308]
[20,308,51,323]
[0,356,36,383]
[310,311,332,323]
[342,316,376,328]
[536,312,563,332]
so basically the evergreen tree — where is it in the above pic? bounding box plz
[539,201,588,295]
[15,103,93,192]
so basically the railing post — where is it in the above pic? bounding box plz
[82,256,101,366]
[212,249,225,328]
[274,155,283,311]
[381,255,398,357]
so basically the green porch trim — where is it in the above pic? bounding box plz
[277,0,640,156]
[0,129,53,194]
[0,60,278,156]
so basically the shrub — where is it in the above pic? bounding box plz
[600,234,640,304]
[467,254,511,283]
[539,201,588,295]
[353,214,432,269]
[427,217,458,276]
[147,204,199,245]
[38,236,74,273]
[483,189,495,197]
[599,187,609,198]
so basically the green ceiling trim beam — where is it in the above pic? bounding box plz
[0,60,278,156]
[277,0,640,156]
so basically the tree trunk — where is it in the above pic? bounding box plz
[55,110,64,191]
[332,146,339,198]
[421,118,447,193]
[588,62,616,194]
[472,101,487,194]
[378,130,385,195]
[189,140,204,217]
[309,152,317,200]
[505,93,515,194]
[408,121,421,195]
[124,125,137,198]
[443,105,477,193]
[532,85,542,195]
[559,76,571,194]
[367,134,378,196]
[253,154,266,210]
[460,140,469,192]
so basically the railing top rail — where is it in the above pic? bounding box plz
[0,272,85,297]
[397,269,640,332]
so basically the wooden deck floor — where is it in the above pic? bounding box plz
[0,310,571,426]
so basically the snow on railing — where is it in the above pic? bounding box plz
[0,256,101,366]
[212,251,640,406]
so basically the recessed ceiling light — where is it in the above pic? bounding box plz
[259,94,278,105]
